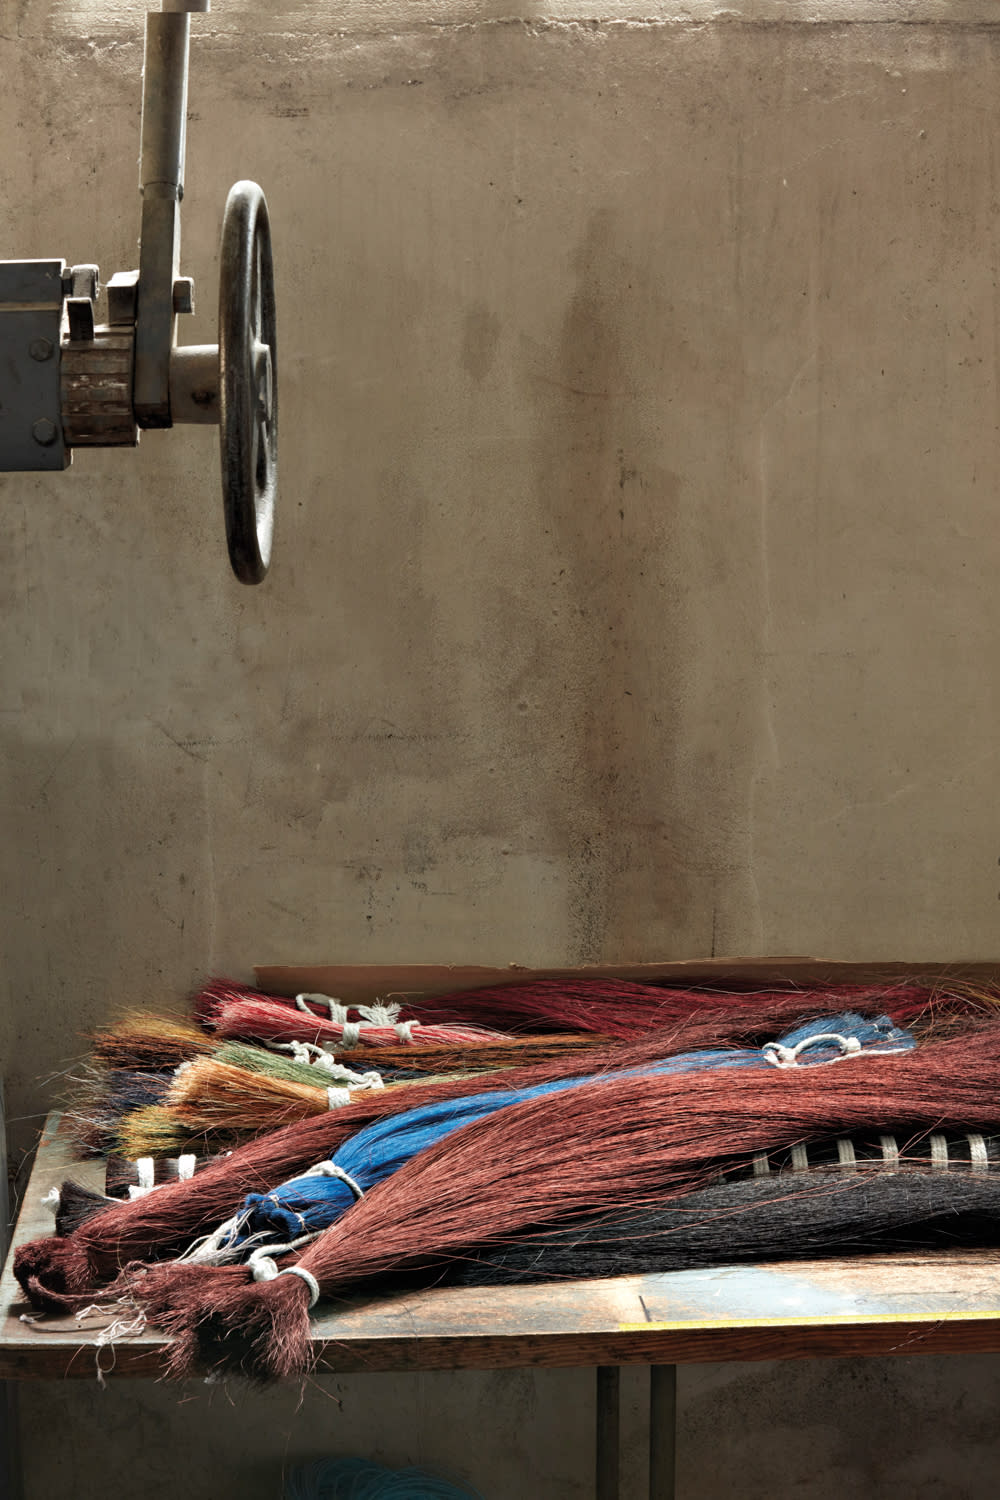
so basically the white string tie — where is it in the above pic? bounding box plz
[968,1132,988,1173]
[178,1209,254,1265]
[42,1187,60,1213]
[930,1134,949,1171]
[836,1138,858,1170]
[763,1033,863,1069]
[356,1002,401,1027]
[247,1231,322,1284]
[340,1021,362,1048]
[327,1086,352,1109]
[127,1157,158,1200]
[247,1235,323,1307]
[275,1041,384,1089]
[303,1159,365,1200]
[278,1266,321,1308]
[879,1133,899,1166]
[247,1247,322,1309]
[394,1020,419,1043]
[295,992,351,1024]
[177,1154,197,1181]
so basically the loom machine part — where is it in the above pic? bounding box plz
[0,0,277,584]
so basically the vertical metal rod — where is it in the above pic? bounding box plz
[596,1366,621,1500]
[649,1365,677,1500]
[133,9,191,424]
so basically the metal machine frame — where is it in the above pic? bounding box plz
[0,0,278,584]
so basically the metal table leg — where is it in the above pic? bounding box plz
[649,1365,677,1500]
[596,1365,621,1500]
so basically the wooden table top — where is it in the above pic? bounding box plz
[4,1113,1000,1379]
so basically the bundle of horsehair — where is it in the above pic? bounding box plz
[64,1020,1000,1380]
[62,1015,912,1256]
[99,1011,902,1162]
[19,996,989,1309]
[70,1043,459,1161]
[104,1125,1000,1203]
[66,1031,386,1157]
[116,1061,498,1160]
[204,989,518,1051]
[91,1005,600,1083]
[197,974,997,1041]
[446,1128,1000,1286]
[144,1012,907,1270]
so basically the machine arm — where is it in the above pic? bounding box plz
[0,0,278,584]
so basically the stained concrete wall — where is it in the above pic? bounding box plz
[4,2,1000,1495]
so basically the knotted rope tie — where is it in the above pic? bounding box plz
[246,1237,322,1309]
[260,1159,366,1231]
[763,1032,863,1069]
[296,991,352,1024]
[276,1039,385,1092]
[303,1159,366,1200]
[295,992,418,1046]
[357,1002,419,1043]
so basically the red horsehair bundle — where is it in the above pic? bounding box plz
[19,1021,1000,1378]
[195,975,992,1042]
[204,989,516,1051]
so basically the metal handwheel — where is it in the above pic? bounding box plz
[220,182,278,584]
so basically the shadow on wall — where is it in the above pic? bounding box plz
[520,207,763,963]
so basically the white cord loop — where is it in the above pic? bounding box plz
[303,1159,365,1200]
[295,992,350,1024]
[294,994,418,1047]
[247,1234,323,1307]
[279,1266,321,1308]
[762,1032,863,1069]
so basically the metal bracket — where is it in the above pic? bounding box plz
[0,261,70,471]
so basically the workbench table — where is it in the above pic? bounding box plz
[4,1112,1000,1380]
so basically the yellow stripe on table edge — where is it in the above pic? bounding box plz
[619,1309,1000,1332]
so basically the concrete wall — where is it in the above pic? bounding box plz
[4,2,1000,1495]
